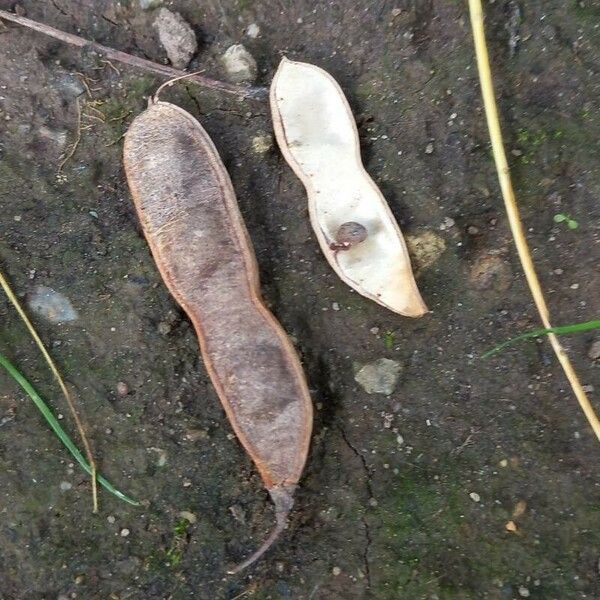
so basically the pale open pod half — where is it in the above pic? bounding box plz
[270,58,428,317]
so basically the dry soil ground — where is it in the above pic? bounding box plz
[0,1,599,599]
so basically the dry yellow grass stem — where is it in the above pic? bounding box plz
[468,0,600,441]
[58,96,82,174]
[0,270,99,509]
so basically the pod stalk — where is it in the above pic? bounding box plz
[227,486,295,575]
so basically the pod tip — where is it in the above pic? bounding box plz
[226,485,295,575]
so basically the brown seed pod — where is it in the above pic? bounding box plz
[123,100,313,573]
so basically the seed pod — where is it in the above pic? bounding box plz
[270,58,428,317]
[123,100,313,572]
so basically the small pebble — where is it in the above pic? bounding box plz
[185,428,209,441]
[157,321,172,335]
[332,566,341,576]
[246,23,260,38]
[139,0,163,9]
[513,500,527,517]
[229,504,246,524]
[251,135,272,154]
[107,515,116,524]
[469,492,481,502]
[439,217,455,230]
[425,142,434,154]
[588,340,600,361]
[179,510,197,524]
[505,520,518,533]
[59,481,72,491]
[120,528,130,537]
[370,326,380,335]
[116,381,129,397]
[499,459,508,467]
[27,286,78,324]
[396,434,404,445]
[570,283,579,290]
[221,44,257,83]
[518,586,530,598]
[354,358,403,396]
[466,225,479,235]
[38,125,67,147]
[332,302,340,311]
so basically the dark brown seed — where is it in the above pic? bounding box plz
[123,100,313,573]
[335,221,368,248]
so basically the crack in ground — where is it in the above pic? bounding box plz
[50,0,73,19]
[184,85,204,116]
[339,426,373,588]
[183,87,267,120]
[361,516,373,587]
[100,14,119,27]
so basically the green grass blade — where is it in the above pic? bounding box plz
[482,319,600,359]
[0,352,140,506]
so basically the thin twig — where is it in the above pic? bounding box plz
[468,0,600,441]
[0,270,99,510]
[0,9,267,100]
[58,96,82,173]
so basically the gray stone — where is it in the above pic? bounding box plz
[588,339,600,361]
[354,358,403,395]
[221,44,257,83]
[246,23,260,38]
[38,126,67,148]
[139,0,163,9]
[27,286,78,324]
[154,8,198,69]
[54,73,86,99]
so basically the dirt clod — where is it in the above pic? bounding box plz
[469,252,512,291]
[221,44,257,83]
[406,230,447,272]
